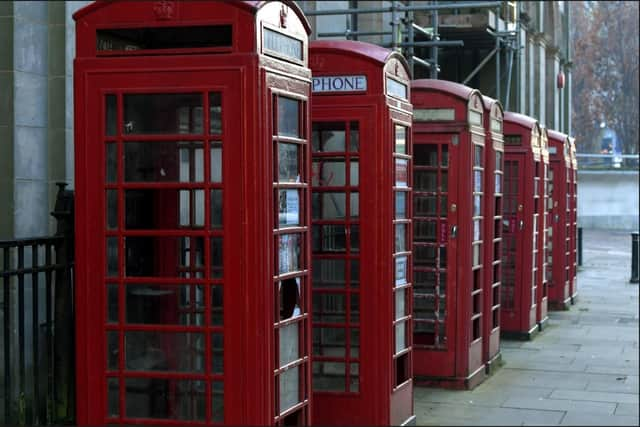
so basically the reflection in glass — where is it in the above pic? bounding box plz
[395,125,407,154]
[350,160,359,186]
[279,234,301,274]
[474,219,481,241]
[350,295,359,322]
[414,221,436,243]
[395,321,406,353]
[396,288,406,318]
[211,237,223,279]
[350,121,359,152]
[414,195,437,216]
[106,95,117,136]
[107,284,118,323]
[279,143,299,183]
[474,195,481,216]
[312,122,345,152]
[313,361,345,391]
[351,260,359,288]
[209,93,222,134]
[313,225,346,253]
[313,192,346,220]
[277,97,300,138]
[123,93,202,135]
[124,142,204,182]
[106,143,117,183]
[312,158,344,187]
[313,328,346,357]
[395,224,407,252]
[125,284,205,326]
[442,145,449,167]
[212,333,223,374]
[125,331,204,372]
[279,322,299,367]
[125,379,205,420]
[212,285,223,325]
[107,237,118,277]
[414,144,438,166]
[313,293,345,323]
[124,189,204,229]
[350,225,359,252]
[395,159,408,187]
[474,144,483,166]
[212,381,224,422]
[107,377,118,417]
[350,193,359,219]
[211,145,222,183]
[279,367,300,413]
[474,170,482,192]
[124,236,205,278]
[312,259,346,288]
[211,189,223,228]
[396,192,406,219]
[395,256,408,285]
[414,170,437,192]
[107,331,118,370]
[107,190,118,230]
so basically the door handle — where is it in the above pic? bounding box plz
[451,225,458,238]
[518,220,524,230]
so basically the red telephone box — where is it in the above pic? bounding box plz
[546,129,572,310]
[569,138,578,303]
[500,112,541,340]
[74,2,313,425]
[481,96,504,373]
[537,128,550,329]
[309,40,415,426]
[411,80,487,389]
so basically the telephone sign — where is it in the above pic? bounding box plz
[312,75,367,93]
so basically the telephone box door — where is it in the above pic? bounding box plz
[501,156,527,331]
[82,68,239,424]
[413,133,457,376]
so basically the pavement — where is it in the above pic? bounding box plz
[414,229,640,426]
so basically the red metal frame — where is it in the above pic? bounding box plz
[546,129,572,310]
[411,80,487,389]
[500,112,541,340]
[73,1,313,425]
[569,138,578,303]
[309,40,414,426]
[537,128,550,329]
[481,96,503,373]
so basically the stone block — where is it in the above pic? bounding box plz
[14,1,48,23]
[560,411,639,426]
[14,20,48,74]
[14,71,47,127]
[550,389,639,405]
[15,125,47,181]
[48,24,66,76]
[501,396,615,415]
[0,72,13,126]
[14,179,48,238]
[0,18,13,71]
[0,125,13,176]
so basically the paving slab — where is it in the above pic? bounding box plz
[414,229,640,426]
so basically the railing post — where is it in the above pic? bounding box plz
[631,231,639,283]
[50,182,75,424]
[577,226,583,267]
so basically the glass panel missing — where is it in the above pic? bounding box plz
[97,25,232,52]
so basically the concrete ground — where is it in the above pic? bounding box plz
[414,229,640,426]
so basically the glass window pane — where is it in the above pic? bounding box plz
[395,125,407,154]
[474,170,482,192]
[279,189,300,227]
[106,143,117,183]
[395,288,406,319]
[474,144,483,167]
[350,160,359,186]
[474,219,481,241]
[395,256,408,286]
[124,142,204,182]
[125,379,205,420]
[314,192,346,219]
[495,173,502,193]
[107,237,118,277]
[107,377,119,417]
[124,189,204,230]
[279,322,300,366]
[278,234,301,274]
[474,195,481,216]
[414,170,437,192]
[350,121,359,152]
[414,144,438,166]
[279,366,301,413]
[212,381,224,423]
[123,93,202,135]
[279,277,301,320]
[125,331,204,372]
[211,237,223,279]
[313,293,346,322]
[106,95,117,136]
[125,284,206,326]
[350,328,360,357]
[313,224,346,253]
[124,236,205,278]
[211,285,223,325]
[351,224,360,252]
[442,145,449,167]
[414,220,436,243]
[395,223,407,252]
[107,331,118,370]
[350,193,359,219]
[395,159,408,187]
[106,190,118,230]
[313,361,345,392]
[312,122,346,152]
[211,189,223,229]
[279,143,299,183]
[312,158,344,187]
[107,284,118,323]
[212,333,223,374]
[277,97,300,138]
[396,192,406,219]
[194,190,204,227]
[414,195,437,216]
[313,328,346,357]
[209,93,222,135]
[351,260,359,288]
[211,145,222,183]
[312,259,346,288]
[350,294,359,323]
[395,321,406,353]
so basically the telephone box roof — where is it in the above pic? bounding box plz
[412,79,479,101]
[310,40,409,70]
[547,129,569,142]
[504,111,539,130]
[73,0,311,34]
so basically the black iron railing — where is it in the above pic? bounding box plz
[1,183,75,426]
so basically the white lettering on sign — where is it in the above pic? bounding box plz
[312,75,367,93]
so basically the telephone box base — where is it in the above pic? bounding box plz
[500,324,540,341]
[485,351,503,375]
[401,415,417,426]
[414,365,487,390]
[548,298,571,311]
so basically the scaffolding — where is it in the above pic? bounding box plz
[301,1,519,109]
